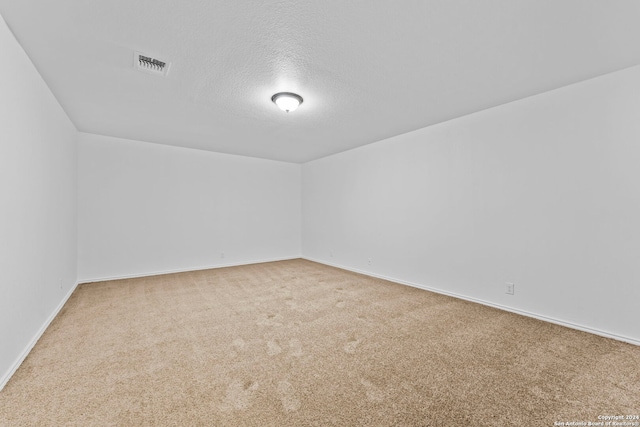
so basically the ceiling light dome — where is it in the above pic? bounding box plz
[271,92,303,113]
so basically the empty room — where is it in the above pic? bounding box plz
[1,1,639,425]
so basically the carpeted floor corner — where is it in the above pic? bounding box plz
[1,259,638,426]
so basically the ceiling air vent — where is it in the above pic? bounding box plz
[134,51,171,77]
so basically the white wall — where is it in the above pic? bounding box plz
[302,65,640,344]
[78,133,301,282]
[0,16,78,388]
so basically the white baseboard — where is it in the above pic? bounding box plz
[0,280,80,392]
[1,256,301,392]
[78,256,301,284]
[302,257,640,347]
[4,256,634,394]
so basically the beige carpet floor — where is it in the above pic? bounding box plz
[0,259,638,426]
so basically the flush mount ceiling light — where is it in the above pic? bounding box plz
[271,92,303,113]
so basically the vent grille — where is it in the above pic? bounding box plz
[134,52,171,77]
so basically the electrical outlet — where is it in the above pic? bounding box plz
[367,258,372,266]
[330,252,333,258]
[59,278,63,291]
[506,282,515,295]
[221,252,225,259]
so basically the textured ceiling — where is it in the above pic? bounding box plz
[2,1,640,163]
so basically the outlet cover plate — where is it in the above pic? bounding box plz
[506,282,515,295]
